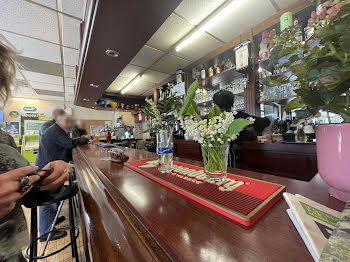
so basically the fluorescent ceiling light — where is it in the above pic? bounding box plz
[121,75,142,94]
[175,0,244,52]
[12,97,40,102]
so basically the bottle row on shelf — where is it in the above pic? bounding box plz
[259,83,299,102]
[194,77,248,105]
[192,57,236,81]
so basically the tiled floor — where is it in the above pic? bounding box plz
[23,201,86,262]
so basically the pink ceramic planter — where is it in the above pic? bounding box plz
[316,123,350,202]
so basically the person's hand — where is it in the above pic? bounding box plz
[0,166,40,218]
[39,160,73,192]
[88,138,95,144]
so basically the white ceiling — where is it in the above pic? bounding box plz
[0,0,84,102]
[0,0,298,101]
[108,0,297,97]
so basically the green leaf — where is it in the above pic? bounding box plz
[284,97,305,111]
[224,118,253,138]
[305,69,320,82]
[178,80,199,117]
[208,105,222,119]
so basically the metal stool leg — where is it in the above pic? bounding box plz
[69,196,79,261]
[29,207,38,262]
[40,200,64,256]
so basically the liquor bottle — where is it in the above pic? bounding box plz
[292,18,303,42]
[259,37,269,61]
[208,66,214,77]
[215,58,221,74]
[201,64,206,79]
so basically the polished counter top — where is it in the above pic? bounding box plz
[73,144,344,262]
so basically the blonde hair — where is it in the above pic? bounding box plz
[0,41,16,104]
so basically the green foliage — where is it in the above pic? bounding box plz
[208,105,222,119]
[142,91,182,132]
[224,118,253,137]
[178,79,199,117]
[267,0,350,123]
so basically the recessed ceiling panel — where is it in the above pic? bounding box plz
[62,15,81,49]
[119,64,144,79]
[65,92,75,102]
[65,85,75,93]
[22,71,63,85]
[64,65,76,78]
[130,45,164,68]
[274,0,297,10]
[62,0,85,19]
[124,80,154,96]
[30,81,64,92]
[142,88,154,97]
[0,0,59,43]
[175,0,226,26]
[142,69,170,84]
[0,30,61,64]
[150,54,191,75]
[64,78,76,86]
[173,32,222,61]
[62,47,79,66]
[32,0,57,9]
[206,0,276,42]
[146,13,194,51]
[106,76,132,93]
[39,94,64,101]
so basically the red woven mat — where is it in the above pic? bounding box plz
[125,159,285,226]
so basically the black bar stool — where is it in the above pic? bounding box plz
[25,185,80,261]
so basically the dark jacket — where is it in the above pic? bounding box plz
[39,119,55,138]
[72,125,87,139]
[36,123,89,168]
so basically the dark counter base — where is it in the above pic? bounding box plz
[237,141,318,181]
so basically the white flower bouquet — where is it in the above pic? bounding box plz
[178,80,254,181]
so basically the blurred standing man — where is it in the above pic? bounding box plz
[36,114,89,240]
[39,108,65,137]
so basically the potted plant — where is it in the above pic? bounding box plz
[142,92,182,173]
[265,0,350,201]
[178,80,254,182]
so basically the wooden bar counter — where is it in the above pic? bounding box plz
[73,145,345,262]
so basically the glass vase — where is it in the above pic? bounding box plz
[156,130,173,173]
[201,143,229,182]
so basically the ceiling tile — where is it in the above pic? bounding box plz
[62,0,85,19]
[106,76,132,92]
[65,92,75,102]
[146,13,194,51]
[22,71,63,85]
[119,64,144,79]
[275,0,297,10]
[30,81,64,92]
[206,0,276,42]
[32,0,57,9]
[0,30,61,64]
[142,69,170,84]
[142,89,154,97]
[0,0,59,43]
[65,85,75,93]
[124,80,153,96]
[62,15,81,49]
[130,45,164,68]
[62,47,79,66]
[64,78,76,86]
[173,33,222,61]
[64,65,76,78]
[39,94,64,101]
[150,54,191,75]
[175,0,226,26]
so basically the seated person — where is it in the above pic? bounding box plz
[72,120,88,138]
[213,90,271,140]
